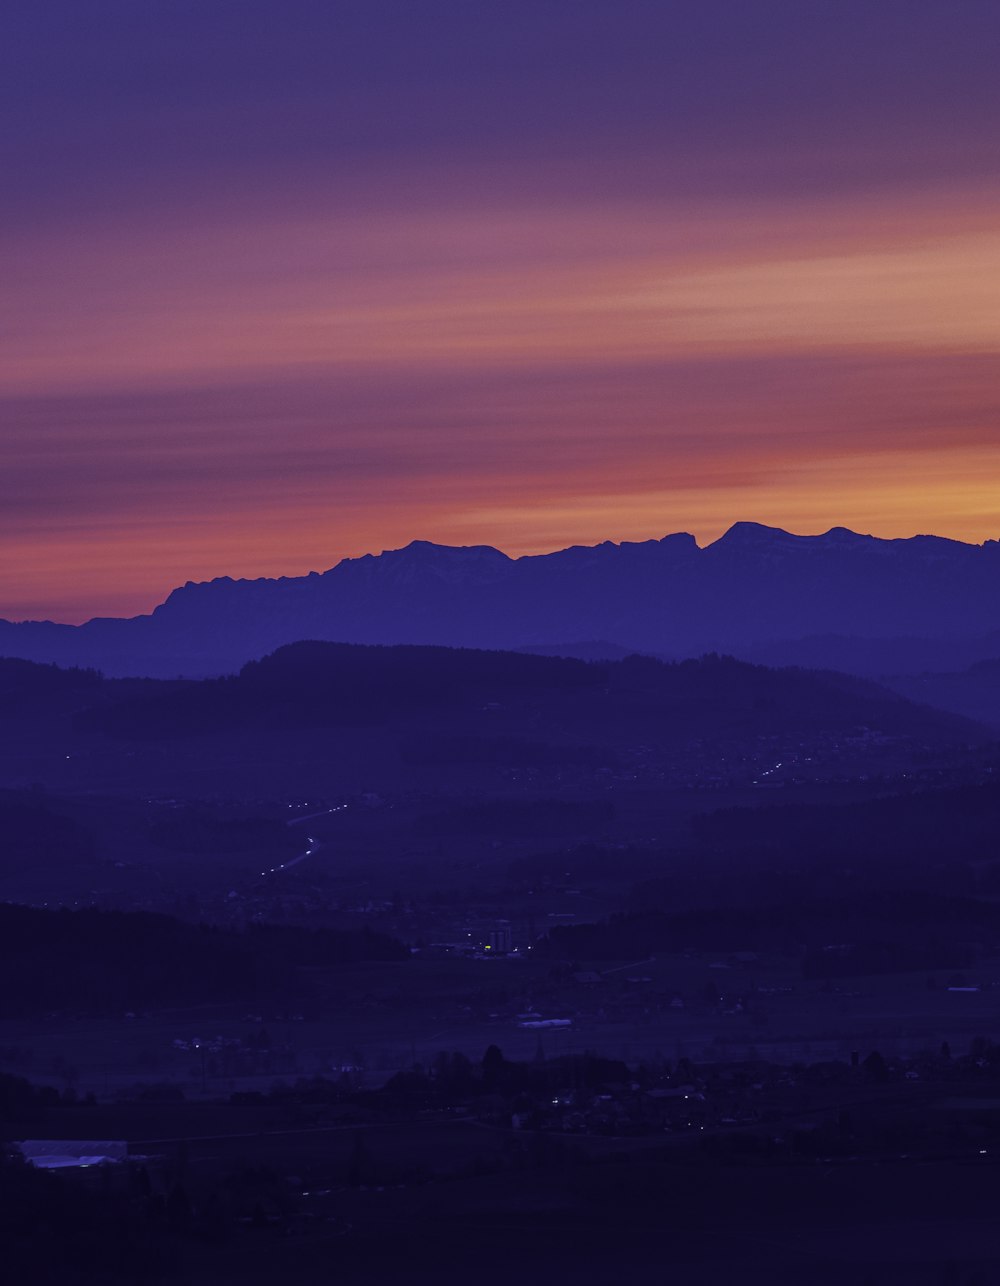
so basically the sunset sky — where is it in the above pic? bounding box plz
[4,0,1000,622]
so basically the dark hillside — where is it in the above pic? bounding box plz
[541,888,1000,976]
[0,658,103,714]
[0,903,407,1017]
[73,643,982,744]
[691,780,1000,870]
[885,656,1000,730]
[79,642,603,738]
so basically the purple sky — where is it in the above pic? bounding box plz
[4,1,1000,620]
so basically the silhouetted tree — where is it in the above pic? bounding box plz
[862,1050,888,1084]
[482,1044,506,1090]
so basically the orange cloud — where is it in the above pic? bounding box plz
[3,184,1000,620]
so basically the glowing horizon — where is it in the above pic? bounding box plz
[13,505,1000,626]
[4,1,999,623]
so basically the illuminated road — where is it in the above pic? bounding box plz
[259,803,349,877]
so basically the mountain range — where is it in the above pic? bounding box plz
[3,522,1000,679]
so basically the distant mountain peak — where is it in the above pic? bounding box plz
[329,538,513,588]
[711,521,798,547]
[821,526,874,544]
[711,522,880,552]
[386,539,510,563]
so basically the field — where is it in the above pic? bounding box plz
[5,948,1000,1102]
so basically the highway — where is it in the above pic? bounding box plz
[259,803,349,877]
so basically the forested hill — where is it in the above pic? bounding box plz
[65,641,984,741]
[0,643,986,800]
[0,903,406,1017]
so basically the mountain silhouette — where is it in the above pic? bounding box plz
[3,524,1000,678]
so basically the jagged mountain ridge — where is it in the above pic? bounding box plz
[3,523,1000,678]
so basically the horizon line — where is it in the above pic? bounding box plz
[5,519,998,629]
